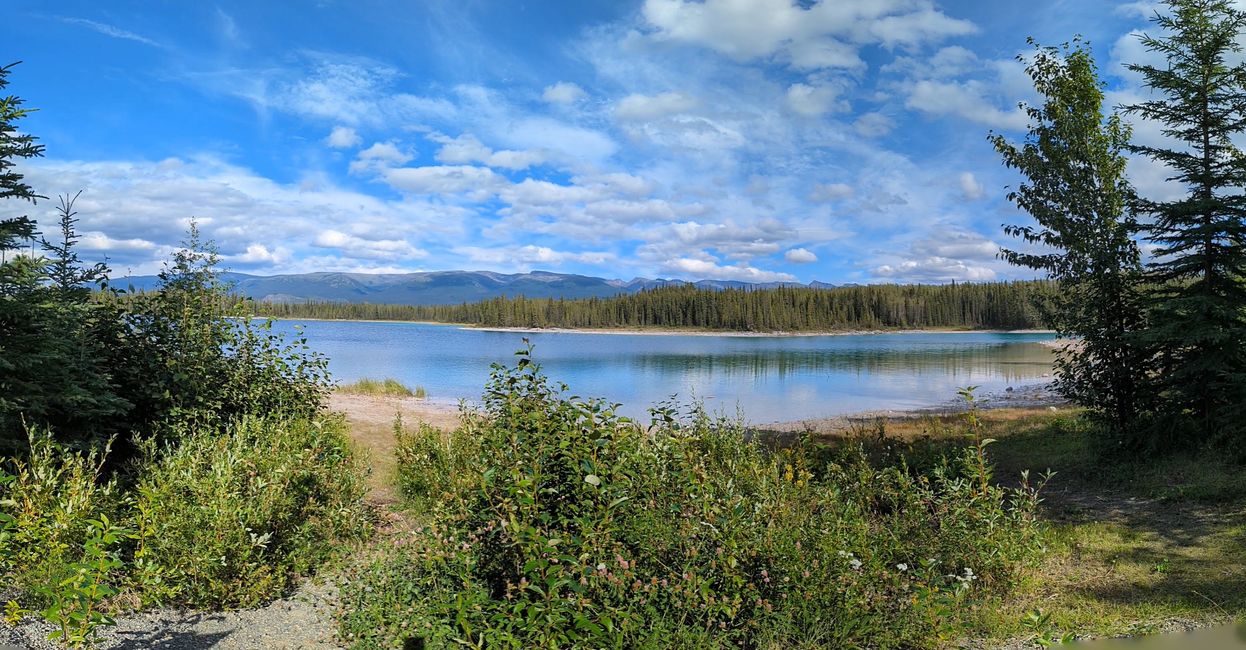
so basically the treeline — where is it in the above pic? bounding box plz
[254,280,1057,331]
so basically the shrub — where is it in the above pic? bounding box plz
[133,414,372,608]
[338,350,1048,649]
[0,414,373,623]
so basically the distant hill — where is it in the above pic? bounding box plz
[117,270,821,306]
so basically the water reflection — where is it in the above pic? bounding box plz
[269,320,1056,423]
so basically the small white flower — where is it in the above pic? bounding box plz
[849,558,863,571]
[896,563,908,572]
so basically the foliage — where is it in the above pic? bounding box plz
[0,416,372,620]
[131,414,372,608]
[1124,0,1246,448]
[339,350,1048,649]
[991,38,1155,435]
[39,515,135,648]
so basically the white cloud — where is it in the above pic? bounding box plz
[614,92,700,121]
[809,182,854,202]
[3,156,461,276]
[874,257,997,282]
[853,112,896,137]
[383,165,504,196]
[786,82,847,116]
[905,79,1028,130]
[430,133,544,170]
[958,171,984,200]
[59,17,163,47]
[911,231,999,260]
[542,81,587,104]
[454,244,614,269]
[641,0,976,71]
[349,141,414,174]
[313,229,428,260]
[663,255,796,282]
[785,248,818,263]
[325,126,362,149]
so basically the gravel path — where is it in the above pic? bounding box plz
[0,579,343,650]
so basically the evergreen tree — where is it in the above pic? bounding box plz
[991,39,1153,436]
[1125,0,1246,443]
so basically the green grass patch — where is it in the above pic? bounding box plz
[339,377,425,398]
[841,407,1246,645]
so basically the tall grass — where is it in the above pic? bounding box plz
[338,350,1049,649]
[339,378,425,398]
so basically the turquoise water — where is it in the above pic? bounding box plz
[271,320,1056,423]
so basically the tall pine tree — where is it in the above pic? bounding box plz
[1125,0,1246,444]
[991,38,1153,435]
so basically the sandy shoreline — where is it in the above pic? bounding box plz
[329,382,1067,436]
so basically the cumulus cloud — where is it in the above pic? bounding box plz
[1,156,461,276]
[785,248,818,263]
[786,82,847,116]
[382,165,504,196]
[614,92,700,121]
[905,79,1028,130]
[349,141,414,174]
[542,81,587,104]
[430,133,545,170]
[662,255,796,282]
[313,229,428,260]
[325,126,362,148]
[874,257,997,282]
[641,0,976,70]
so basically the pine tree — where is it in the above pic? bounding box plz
[1125,0,1246,443]
[991,38,1153,435]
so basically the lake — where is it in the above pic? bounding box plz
[270,320,1057,423]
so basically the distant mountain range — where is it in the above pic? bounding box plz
[118,270,839,306]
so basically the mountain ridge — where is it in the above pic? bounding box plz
[117,270,835,306]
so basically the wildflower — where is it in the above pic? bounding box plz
[849,558,862,571]
[896,563,908,572]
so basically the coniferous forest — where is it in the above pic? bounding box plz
[253,280,1057,331]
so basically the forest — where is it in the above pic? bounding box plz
[254,280,1058,331]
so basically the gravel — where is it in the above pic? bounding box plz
[0,579,343,650]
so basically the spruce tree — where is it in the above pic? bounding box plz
[992,39,1153,435]
[1125,0,1246,443]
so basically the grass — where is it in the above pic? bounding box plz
[809,407,1246,645]
[339,377,426,399]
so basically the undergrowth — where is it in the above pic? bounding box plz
[338,348,1050,649]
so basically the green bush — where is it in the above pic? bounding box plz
[338,350,1048,649]
[0,415,373,618]
[133,414,372,608]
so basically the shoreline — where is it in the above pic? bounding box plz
[329,382,1067,435]
[264,316,1056,338]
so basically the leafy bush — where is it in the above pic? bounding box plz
[133,414,372,608]
[0,415,372,622]
[339,350,1048,649]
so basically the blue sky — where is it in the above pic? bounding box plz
[2,0,1182,283]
